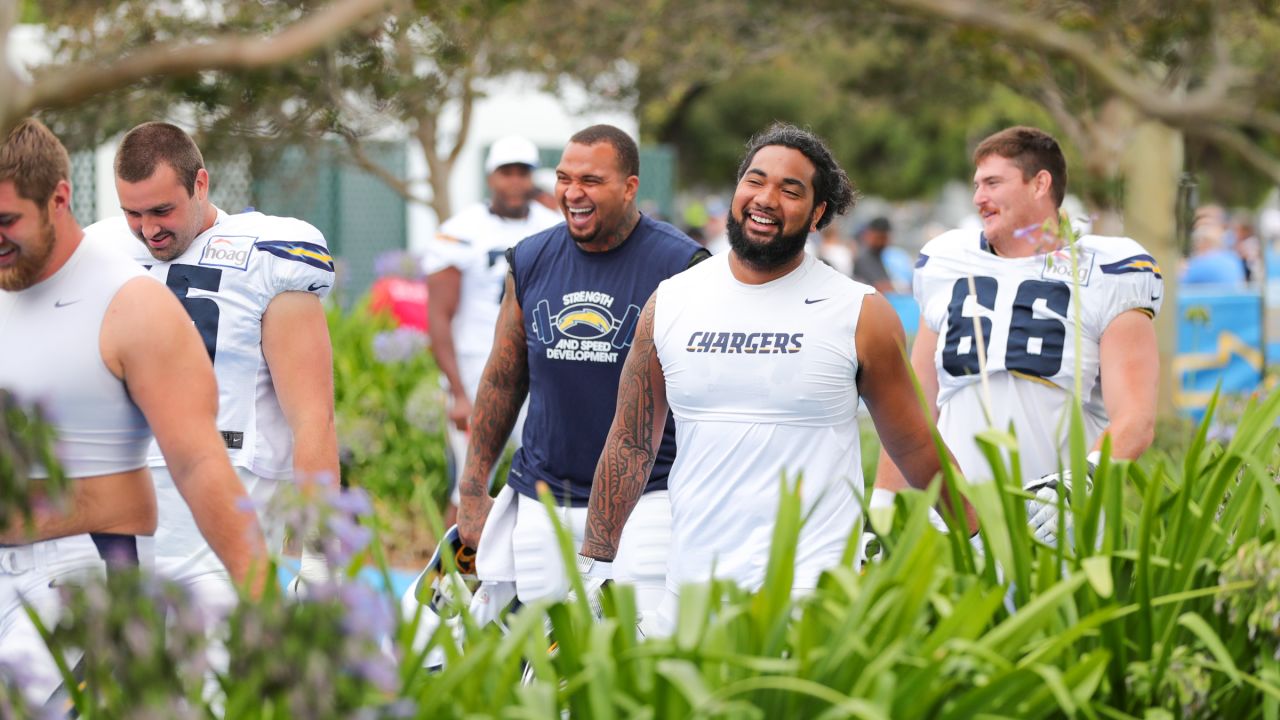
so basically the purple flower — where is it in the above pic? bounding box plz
[339,584,395,641]
[329,486,372,516]
[372,328,427,364]
[324,515,373,567]
[373,250,425,280]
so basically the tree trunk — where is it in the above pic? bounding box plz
[1120,120,1182,421]
[415,117,453,223]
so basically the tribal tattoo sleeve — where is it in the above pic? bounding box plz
[581,293,669,561]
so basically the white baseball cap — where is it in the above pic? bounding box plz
[485,136,540,173]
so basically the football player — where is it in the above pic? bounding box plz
[86,122,340,613]
[1,119,267,706]
[578,123,976,636]
[873,125,1162,547]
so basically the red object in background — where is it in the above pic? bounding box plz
[369,276,429,333]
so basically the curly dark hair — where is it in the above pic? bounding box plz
[735,123,856,230]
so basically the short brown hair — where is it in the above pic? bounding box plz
[0,118,71,205]
[114,122,205,195]
[973,126,1067,207]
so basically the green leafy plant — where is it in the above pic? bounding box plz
[0,389,70,535]
[328,300,447,506]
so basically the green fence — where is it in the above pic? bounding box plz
[252,141,407,301]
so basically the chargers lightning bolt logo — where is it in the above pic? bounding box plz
[532,299,641,348]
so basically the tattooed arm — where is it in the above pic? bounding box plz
[456,271,529,548]
[581,293,669,561]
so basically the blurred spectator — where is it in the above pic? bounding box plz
[882,243,914,292]
[852,217,893,292]
[703,197,730,255]
[1230,213,1262,283]
[1182,214,1246,286]
[852,217,911,293]
[817,222,855,276]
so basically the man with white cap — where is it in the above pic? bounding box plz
[426,136,562,526]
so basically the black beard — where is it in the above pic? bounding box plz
[726,214,810,271]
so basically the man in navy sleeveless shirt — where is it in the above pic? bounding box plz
[456,125,706,624]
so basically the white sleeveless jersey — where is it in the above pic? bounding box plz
[423,202,562,373]
[85,209,335,480]
[915,229,1164,481]
[0,235,152,477]
[654,253,876,592]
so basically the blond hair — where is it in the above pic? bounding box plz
[0,118,71,205]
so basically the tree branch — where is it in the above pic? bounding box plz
[1188,124,1280,189]
[338,130,432,206]
[879,0,1280,136]
[1030,58,1089,154]
[4,0,389,132]
[446,61,475,168]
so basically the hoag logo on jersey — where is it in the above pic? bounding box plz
[200,235,256,271]
[1041,248,1095,286]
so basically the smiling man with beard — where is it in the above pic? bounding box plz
[0,118,267,707]
[447,125,707,637]
[579,123,975,635]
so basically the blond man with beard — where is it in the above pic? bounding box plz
[0,119,266,706]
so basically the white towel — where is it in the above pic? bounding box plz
[475,484,519,582]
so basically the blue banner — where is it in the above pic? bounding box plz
[1176,290,1266,419]
[883,289,1268,420]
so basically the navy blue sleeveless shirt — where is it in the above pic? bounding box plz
[508,214,705,505]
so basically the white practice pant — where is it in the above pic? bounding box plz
[401,488,671,665]
[1,534,153,707]
[509,490,670,623]
[152,465,284,615]
[152,465,283,708]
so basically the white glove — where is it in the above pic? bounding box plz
[1024,452,1099,546]
[288,544,332,598]
[573,553,613,619]
[857,488,897,568]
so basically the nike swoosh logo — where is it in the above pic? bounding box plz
[804,298,828,305]
[54,299,82,308]
[307,283,330,292]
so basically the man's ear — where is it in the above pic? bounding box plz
[48,178,73,216]
[193,167,210,202]
[1034,169,1054,200]
[809,202,828,232]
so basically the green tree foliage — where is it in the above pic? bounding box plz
[668,31,1060,199]
[878,0,1280,207]
[31,0,549,221]
[0,0,387,136]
